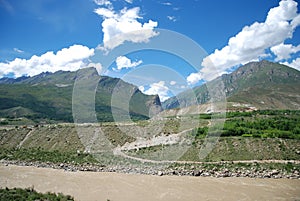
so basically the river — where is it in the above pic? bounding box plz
[0,164,299,201]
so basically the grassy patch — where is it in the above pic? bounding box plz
[0,187,74,201]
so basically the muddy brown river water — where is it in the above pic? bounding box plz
[0,164,299,201]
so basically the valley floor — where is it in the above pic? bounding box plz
[1,110,299,200]
[1,164,300,201]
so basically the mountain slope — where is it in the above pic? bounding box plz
[163,60,300,110]
[0,68,162,123]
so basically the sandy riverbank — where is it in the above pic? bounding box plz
[1,164,300,201]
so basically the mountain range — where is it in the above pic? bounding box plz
[0,68,162,123]
[163,60,300,110]
[0,60,299,123]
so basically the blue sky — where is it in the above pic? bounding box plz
[0,0,300,101]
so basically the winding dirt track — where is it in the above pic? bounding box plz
[113,146,300,165]
[1,164,300,201]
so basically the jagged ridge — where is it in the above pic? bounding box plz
[163,60,300,110]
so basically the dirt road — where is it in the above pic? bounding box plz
[1,164,300,201]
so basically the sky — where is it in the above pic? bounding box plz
[0,0,300,101]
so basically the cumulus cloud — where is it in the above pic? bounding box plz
[94,7,158,50]
[270,43,300,61]
[188,0,300,84]
[115,55,142,71]
[94,7,115,18]
[139,81,170,101]
[0,45,94,78]
[282,57,300,71]
[186,72,204,85]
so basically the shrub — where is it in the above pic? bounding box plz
[0,187,74,201]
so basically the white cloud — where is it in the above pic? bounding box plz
[170,80,176,85]
[270,43,300,61]
[167,16,176,22]
[0,45,94,78]
[94,7,115,18]
[94,7,158,50]
[93,0,112,7]
[115,55,142,71]
[124,0,133,3]
[138,85,145,92]
[13,48,24,53]
[291,14,300,28]
[139,81,170,101]
[161,2,172,6]
[186,72,204,85]
[282,57,300,71]
[190,0,300,83]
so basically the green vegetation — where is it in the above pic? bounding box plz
[192,110,300,139]
[0,187,74,201]
[0,84,73,122]
[0,68,161,123]
[223,110,300,139]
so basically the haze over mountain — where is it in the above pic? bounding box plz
[0,67,162,123]
[163,60,300,110]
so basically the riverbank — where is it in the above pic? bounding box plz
[1,164,300,201]
[1,159,299,179]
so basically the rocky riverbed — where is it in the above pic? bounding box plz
[1,159,299,179]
